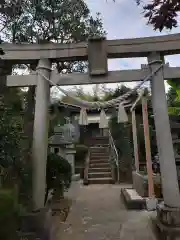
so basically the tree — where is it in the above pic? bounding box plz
[167,80,180,116]
[0,74,23,187]
[59,85,103,104]
[135,0,180,31]
[103,84,138,102]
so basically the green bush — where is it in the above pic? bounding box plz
[0,188,25,239]
[45,153,72,203]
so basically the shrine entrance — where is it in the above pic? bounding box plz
[2,34,180,236]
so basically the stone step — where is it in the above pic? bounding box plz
[90,150,109,153]
[90,161,109,165]
[90,139,109,143]
[90,154,109,158]
[90,146,109,149]
[88,172,112,178]
[91,136,109,139]
[90,145,109,148]
[90,161,109,166]
[90,153,109,156]
[90,153,109,157]
[88,140,109,146]
[90,151,109,155]
[90,157,109,163]
[88,177,113,184]
[90,157,109,161]
[89,163,110,168]
[88,168,111,173]
[90,155,109,158]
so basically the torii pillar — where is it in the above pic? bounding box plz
[148,52,180,237]
[32,59,52,210]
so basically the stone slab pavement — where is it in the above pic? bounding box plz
[56,182,157,240]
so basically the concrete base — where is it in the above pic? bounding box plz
[146,197,158,211]
[121,188,146,210]
[156,202,180,239]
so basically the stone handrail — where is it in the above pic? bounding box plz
[83,151,90,185]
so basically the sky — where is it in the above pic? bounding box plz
[70,0,180,94]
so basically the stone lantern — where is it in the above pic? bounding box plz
[49,123,76,176]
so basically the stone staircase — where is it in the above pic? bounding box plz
[86,137,114,184]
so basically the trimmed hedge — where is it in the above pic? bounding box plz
[45,153,72,202]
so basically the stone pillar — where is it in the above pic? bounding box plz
[148,53,180,237]
[148,52,180,208]
[32,59,51,210]
[65,144,76,176]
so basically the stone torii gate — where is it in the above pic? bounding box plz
[2,34,180,236]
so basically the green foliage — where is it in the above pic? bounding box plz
[167,80,180,116]
[60,85,103,105]
[107,85,135,178]
[110,116,133,169]
[0,0,105,43]
[0,188,26,239]
[103,85,138,102]
[135,0,180,31]
[0,109,22,169]
[45,153,72,202]
[167,79,180,101]
[108,85,157,179]
[0,189,17,218]
[168,107,180,116]
[0,88,23,181]
[0,87,33,207]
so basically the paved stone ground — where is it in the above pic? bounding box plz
[57,182,157,240]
